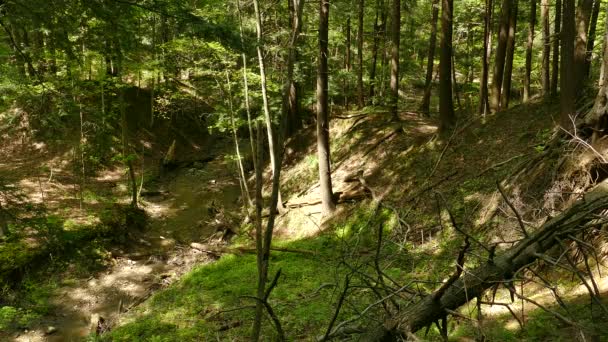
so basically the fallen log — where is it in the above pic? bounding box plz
[365,180,608,341]
[189,243,317,256]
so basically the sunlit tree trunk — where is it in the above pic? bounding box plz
[490,0,511,112]
[421,0,439,116]
[286,0,305,136]
[524,0,536,102]
[561,0,576,130]
[501,0,518,110]
[587,10,608,143]
[369,0,386,101]
[439,0,455,132]
[390,0,400,120]
[317,0,336,216]
[357,0,365,108]
[344,17,351,108]
[551,0,562,96]
[575,0,594,91]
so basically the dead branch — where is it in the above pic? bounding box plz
[496,182,529,237]
[362,180,608,340]
[190,243,317,256]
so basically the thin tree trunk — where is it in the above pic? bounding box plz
[574,0,594,91]
[225,71,252,207]
[369,0,383,100]
[479,0,493,115]
[251,0,285,337]
[236,0,257,172]
[390,0,401,120]
[357,0,365,108]
[551,0,562,95]
[501,0,518,110]
[317,0,336,216]
[345,17,351,108]
[490,0,511,112]
[421,0,440,116]
[439,0,455,132]
[524,0,536,102]
[561,0,576,130]
[252,0,284,216]
[287,0,305,136]
[585,0,601,78]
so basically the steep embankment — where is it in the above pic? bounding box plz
[102,99,608,341]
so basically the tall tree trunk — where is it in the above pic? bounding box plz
[357,0,365,108]
[587,8,608,142]
[390,0,401,120]
[551,0,562,95]
[345,17,351,108]
[574,0,594,90]
[421,0,440,116]
[286,0,305,136]
[225,71,251,207]
[479,0,493,115]
[490,0,511,112]
[585,0,601,78]
[317,0,336,216]
[501,0,518,110]
[251,0,286,336]
[540,0,550,97]
[369,0,384,100]
[561,0,576,130]
[524,0,536,102]
[439,0,455,132]
[252,0,284,215]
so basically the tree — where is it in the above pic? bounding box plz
[439,0,454,132]
[501,0,518,109]
[389,0,400,120]
[523,0,536,102]
[574,0,594,91]
[317,0,336,216]
[369,0,386,100]
[585,0,601,78]
[251,0,285,215]
[561,0,576,130]
[490,0,511,112]
[286,0,306,137]
[421,0,439,116]
[357,0,365,108]
[551,0,562,95]
[479,0,493,115]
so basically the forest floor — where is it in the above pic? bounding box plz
[3,95,608,341]
[0,129,244,341]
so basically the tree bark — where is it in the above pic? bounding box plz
[439,0,455,132]
[421,0,440,116]
[389,0,400,120]
[574,0,594,91]
[551,0,562,96]
[286,0,305,136]
[317,0,336,216]
[369,0,384,101]
[524,0,537,102]
[479,0,493,115]
[561,0,576,130]
[357,0,365,108]
[501,0,518,110]
[540,0,551,98]
[490,0,511,112]
[585,0,601,78]
[586,8,608,142]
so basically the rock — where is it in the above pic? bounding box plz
[45,326,58,335]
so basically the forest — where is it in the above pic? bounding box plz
[2,0,608,340]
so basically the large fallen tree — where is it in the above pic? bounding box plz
[327,180,608,341]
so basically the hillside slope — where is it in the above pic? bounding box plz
[101,99,608,341]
